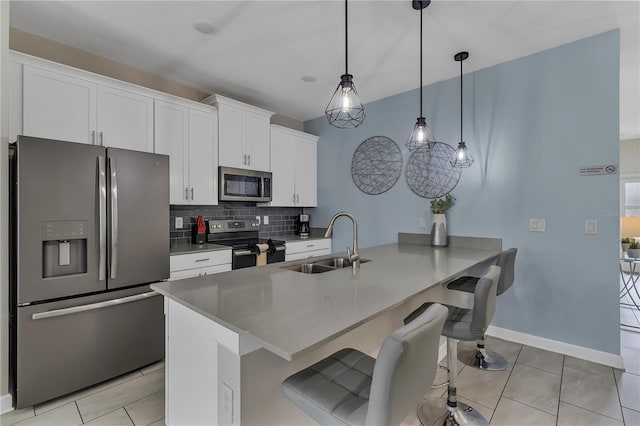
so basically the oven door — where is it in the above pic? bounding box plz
[267,245,286,264]
[232,249,257,270]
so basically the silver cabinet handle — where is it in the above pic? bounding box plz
[190,188,194,200]
[32,291,159,320]
[109,157,118,280]
[293,193,296,203]
[306,244,315,248]
[296,194,300,203]
[247,154,251,165]
[185,187,189,200]
[98,156,106,281]
[99,131,104,146]
[91,130,96,145]
[243,154,247,165]
[195,258,210,262]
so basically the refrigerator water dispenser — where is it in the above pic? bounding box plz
[41,221,88,278]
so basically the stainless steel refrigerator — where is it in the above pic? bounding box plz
[9,136,169,409]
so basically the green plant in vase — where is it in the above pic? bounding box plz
[622,237,631,253]
[628,240,640,258]
[430,194,455,247]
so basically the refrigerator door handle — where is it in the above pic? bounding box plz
[31,291,160,320]
[109,157,119,279]
[98,156,107,281]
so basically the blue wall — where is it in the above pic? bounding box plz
[305,30,620,354]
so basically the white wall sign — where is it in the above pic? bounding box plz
[579,165,617,176]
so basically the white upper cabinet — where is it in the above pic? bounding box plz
[22,63,154,151]
[23,65,97,144]
[154,100,218,205]
[203,95,273,172]
[97,85,154,152]
[267,125,318,207]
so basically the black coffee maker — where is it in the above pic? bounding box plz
[297,214,310,238]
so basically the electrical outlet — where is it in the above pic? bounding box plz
[529,218,546,232]
[175,217,183,229]
[255,215,261,225]
[585,219,598,234]
[419,217,427,229]
[263,215,269,225]
[220,382,233,424]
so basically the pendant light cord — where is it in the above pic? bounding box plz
[345,0,348,75]
[419,6,423,117]
[460,57,463,142]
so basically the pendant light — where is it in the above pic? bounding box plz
[406,0,435,152]
[450,51,475,168]
[325,0,365,129]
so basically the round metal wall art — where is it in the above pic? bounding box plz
[351,136,403,195]
[405,142,462,199]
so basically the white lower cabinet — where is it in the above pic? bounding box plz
[285,239,332,261]
[169,250,232,280]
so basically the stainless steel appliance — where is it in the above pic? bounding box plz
[206,220,285,269]
[9,136,169,409]
[219,166,272,202]
[297,214,310,238]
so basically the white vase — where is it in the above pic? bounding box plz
[430,213,448,247]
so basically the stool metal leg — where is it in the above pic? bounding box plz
[458,335,508,371]
[418,338,488,426]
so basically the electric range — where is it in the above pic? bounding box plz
[206,219,286,269]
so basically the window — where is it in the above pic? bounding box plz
[622,179,640,217]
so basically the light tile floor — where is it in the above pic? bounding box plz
[2,322,639,425]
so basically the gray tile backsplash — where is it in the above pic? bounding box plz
[170,204,303,245]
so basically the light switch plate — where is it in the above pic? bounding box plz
[419,217,427,229]
[529,218,546,232]
[175,217,183,229]
[585,219,598,234]
[255,215,261,225]
[220,382,233,424]
[263,215,269,225]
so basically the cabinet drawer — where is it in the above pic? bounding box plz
[285,239,332,255]
[170,250,231,272]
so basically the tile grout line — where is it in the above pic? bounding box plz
[74,401,85,424]
[560,400,626,424]
[123,405,135,426]
[555,355,565,425]
[486,344,522,423]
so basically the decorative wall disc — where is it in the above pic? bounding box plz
[405,142,461,199]
[351,136,403,195]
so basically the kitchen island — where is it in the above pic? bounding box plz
[151,237,500,425]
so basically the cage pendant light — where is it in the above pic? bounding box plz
[406,0,435,152]
[451,51,475,168]
[325,0,365,129]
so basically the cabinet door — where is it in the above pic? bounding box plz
[269,131,296,206]
[217,104,245,169]
[97,85,154,152]
[294,137,318,207]
[154,100,189,204]
[188,109,218,205]
[23,65,96,144]
[244,111,270,171]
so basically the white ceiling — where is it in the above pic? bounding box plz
[9,0,640,139]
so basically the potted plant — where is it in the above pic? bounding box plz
[628,240,640,259]
[430,194,455,247]
[622,237,631,253]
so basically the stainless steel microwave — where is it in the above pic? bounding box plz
[219,166,272,202]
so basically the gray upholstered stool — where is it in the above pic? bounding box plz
[404,265,501,426]
[447,248,517,370]
[281,303,448,426]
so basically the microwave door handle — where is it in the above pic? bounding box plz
[98,156,106,281]
[109,157,118,280]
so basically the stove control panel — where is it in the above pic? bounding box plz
[207,219,260,234]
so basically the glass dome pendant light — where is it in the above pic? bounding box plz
[406,0,435,152]
[325,0,365,129]
[451,51,475,168]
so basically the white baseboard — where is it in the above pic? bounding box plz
[1,393,13,415]
[486,325,625,370]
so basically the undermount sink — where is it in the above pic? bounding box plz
[284,257,371,274]
[313,257,371,269]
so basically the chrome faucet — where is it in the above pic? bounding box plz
[324,212,360,270]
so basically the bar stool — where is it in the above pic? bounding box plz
[404,265,501,426]
[447,248,517,370]
[281,303,448,426]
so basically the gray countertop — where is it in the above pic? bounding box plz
[152,242,499,361]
